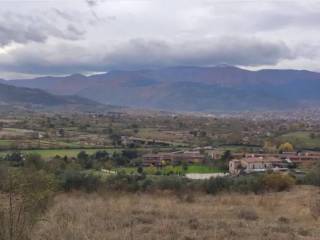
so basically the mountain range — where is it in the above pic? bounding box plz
[3,65,320,112]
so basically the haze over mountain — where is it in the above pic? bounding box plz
[5,65,320,112]
[0,82,109,112]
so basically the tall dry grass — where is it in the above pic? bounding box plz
[32,186,320,240]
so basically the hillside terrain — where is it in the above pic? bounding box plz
[0,82,111,112]
[6,65,320,111]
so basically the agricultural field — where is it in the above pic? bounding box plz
[278,131,320,150]
[136,127,192,144]
[0,148,122,159]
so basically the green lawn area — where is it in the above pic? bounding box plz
[115,165,222,175]
[278,131,320,149]
[0,148,121,159]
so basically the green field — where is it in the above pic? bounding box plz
[115,165,222,175]
[0,148,122,159]
[0,140,14,147]
[215,145,261,153]
[278,131,320,149]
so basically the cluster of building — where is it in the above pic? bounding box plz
[142,148,320,176]
[229,151,320,175]
[143,151,204,166]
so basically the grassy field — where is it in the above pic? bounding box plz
[0,148,122,159]
[215,145,261,152]
[31,186,320,240]
[115,165,222,175]
[0,140,14,147]
[278,131,320,149]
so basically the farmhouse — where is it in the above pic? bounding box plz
[229,157,288,175]
[243,152,320,166]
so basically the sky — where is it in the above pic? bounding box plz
[0,0,320,79]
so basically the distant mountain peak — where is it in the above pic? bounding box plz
[69,73,86,78]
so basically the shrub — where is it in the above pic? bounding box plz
[154,176,187,192]
[238,208,259,221]
[261,173,295,192]
[232,175,264,194]
[304,164,320,186]
[25,153,45,170]
[105,173,145,192]
[206,177,232,195]
[140,178,153,191]
[60,171,101,192]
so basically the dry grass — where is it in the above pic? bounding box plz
[32,186,320,240]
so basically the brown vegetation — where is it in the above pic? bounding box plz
[32,186,320,240]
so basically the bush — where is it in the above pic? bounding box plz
[25,153,45,170]
[232,175,264,194]
[238,208,259,221]
[205,177,232,195]
[304,164,320,186]
[60,171,101,192]
[154,176,187,192]
[105,173,145,192]
[261,173,295,192]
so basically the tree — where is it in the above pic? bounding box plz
[221,150,232,161]
[213,150,232,171]
[77,151,89,161]
[122,150,138,160]
[278,142,294,153]
[110,134,121,146]
[76,151,93,169]
[182,161,189,172]
[137,166,144,174]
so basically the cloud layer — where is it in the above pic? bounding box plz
[0,0,319,78]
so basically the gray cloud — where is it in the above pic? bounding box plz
[99,38,294,71]
[0,12,85,46]
[0,37,294,75]
[0,0,320,78]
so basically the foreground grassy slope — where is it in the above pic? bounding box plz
[33,186,320,240]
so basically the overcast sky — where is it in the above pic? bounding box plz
[0,0,320,79]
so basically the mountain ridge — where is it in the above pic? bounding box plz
[4,66,320,112]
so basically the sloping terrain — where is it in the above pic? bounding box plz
[0,82,109,112]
